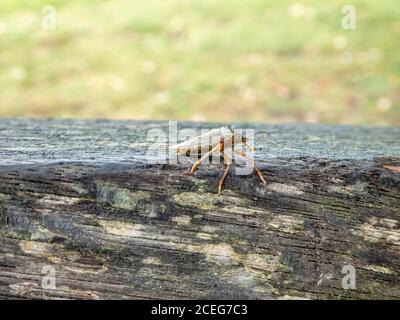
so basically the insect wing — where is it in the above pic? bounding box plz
[170,128,224,151]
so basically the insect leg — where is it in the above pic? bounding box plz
[218,152,232,195]
[190,143,221,174]
[233,149,266,185]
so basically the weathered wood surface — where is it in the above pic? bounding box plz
[0,118,399,300]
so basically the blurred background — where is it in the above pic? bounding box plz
[0,0,399,124]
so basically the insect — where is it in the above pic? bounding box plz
[169,126,266,195]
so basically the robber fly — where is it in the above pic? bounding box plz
[169,126,266,195]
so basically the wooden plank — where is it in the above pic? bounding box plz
[0,118,399,299]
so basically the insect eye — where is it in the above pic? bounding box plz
[242,136,247,143]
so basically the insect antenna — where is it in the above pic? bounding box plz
[255,130,303,153]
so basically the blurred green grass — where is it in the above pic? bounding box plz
[0,0,399,124]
